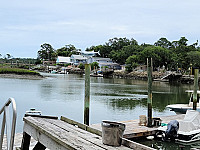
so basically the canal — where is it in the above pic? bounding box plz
[0,73,194,134]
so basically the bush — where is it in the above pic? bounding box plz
[78,63,85,70]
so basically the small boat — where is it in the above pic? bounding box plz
[166,90,200,114]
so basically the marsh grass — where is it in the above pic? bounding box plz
[0,68,41,76]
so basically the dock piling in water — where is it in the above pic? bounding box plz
[84,64,90,125]
[147,58,153,127]
[193,69,199,110]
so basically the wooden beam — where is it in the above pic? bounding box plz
[84,64,90,125]
[147,58,153,127]
[61,116,102,136]
[21,132,31,150]
[33,142,46,150]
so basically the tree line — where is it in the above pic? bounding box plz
[38,37,200,71]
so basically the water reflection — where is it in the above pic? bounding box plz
[0,74,194,132]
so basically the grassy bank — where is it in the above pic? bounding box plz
[0,68,41,76]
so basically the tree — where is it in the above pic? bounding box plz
[154,37,171,49]
[106,37,138,51]
[125,55,138,72]
[110,45,142,64]
[86,45,111,58]
[56,44,77,57]
[91,62,99,70]
[186,51,200,68]
[78,63,85,70]
[138,46,172,69]
[38,43,57,61]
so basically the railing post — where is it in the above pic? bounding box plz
[147,58,153,127]
[0,112,6,149]
[84,64,90,125]
[193,69,199,110]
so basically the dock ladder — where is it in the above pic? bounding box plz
[0,98,17,150]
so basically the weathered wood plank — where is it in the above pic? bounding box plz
[60,116,155,150]
[33,142,46,150]
[23,117,104,150]
[21,132,31,150]
[61,116,102,136]
[23,123,69,150]
[91,114,185,139]
[33,117,130,150]
[23,117,131,150]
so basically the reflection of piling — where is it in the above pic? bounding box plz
[147,58,152,127]
[193,69,199,110]
[84,64,90,125]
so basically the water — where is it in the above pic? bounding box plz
[0,73,193,135]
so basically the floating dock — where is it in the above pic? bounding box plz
[91,114,185,139]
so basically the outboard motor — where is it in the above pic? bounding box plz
[163,120,179,141]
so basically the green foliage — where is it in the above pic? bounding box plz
[38,43,57,61]
[0,68,41,76]
[91,62,99,70]
[125,55,138,72]
[186,51,200,68]
[78,63,85,70]
[36,36,200,72]
[57,44,78,57]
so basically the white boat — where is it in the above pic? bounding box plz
[166,90,200,114]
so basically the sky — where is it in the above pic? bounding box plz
[0,0,200,58]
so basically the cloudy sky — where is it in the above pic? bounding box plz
[0,0,199,58]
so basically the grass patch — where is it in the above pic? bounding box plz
[0,68,41,76]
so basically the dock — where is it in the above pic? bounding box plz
[91,114,185,139]
[18,115,155,150]
[3,114,185,150]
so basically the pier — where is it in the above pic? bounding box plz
[91,114,185,139]
[18,115,154,150]
[4,114,186,150]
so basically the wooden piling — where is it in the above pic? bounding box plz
[84,64,90,125]
[147,58,152,127]
[193,69,199,110]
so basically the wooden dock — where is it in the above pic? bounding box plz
[91,114,185,139]
[11,114,185,150]
[19,115,155,150]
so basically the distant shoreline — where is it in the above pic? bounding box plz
[0,73,44,80]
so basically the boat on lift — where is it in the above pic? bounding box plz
[166,90,200,114]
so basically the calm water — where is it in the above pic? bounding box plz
[0,73,194,133]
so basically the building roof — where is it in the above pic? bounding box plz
[71,55,87,60]
[92,57,112,62]
[56,56,71,63]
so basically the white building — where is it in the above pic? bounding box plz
[70,55,87,66]
[56,56,71,64]
[88,57,121,69]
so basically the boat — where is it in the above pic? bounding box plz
[166,90,200,114]
[90,73,103,77]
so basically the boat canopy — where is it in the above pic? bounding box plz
[185,90,200,94]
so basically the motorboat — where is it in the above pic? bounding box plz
[166,90,200,114]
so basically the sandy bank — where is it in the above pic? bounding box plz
[0,74,44,80]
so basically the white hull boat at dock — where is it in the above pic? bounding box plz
[166,90,200,114]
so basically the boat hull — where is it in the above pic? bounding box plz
[167,104,200,114]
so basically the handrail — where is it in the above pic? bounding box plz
[0,98,17,150]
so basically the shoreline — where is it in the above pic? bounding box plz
[0,74,44,80]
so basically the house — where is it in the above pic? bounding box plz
[56,56,71,64]
[87,57,121,70]
[70,55,87,66]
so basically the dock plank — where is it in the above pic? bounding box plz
[23,116,131,150]
[91,114,185,139]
